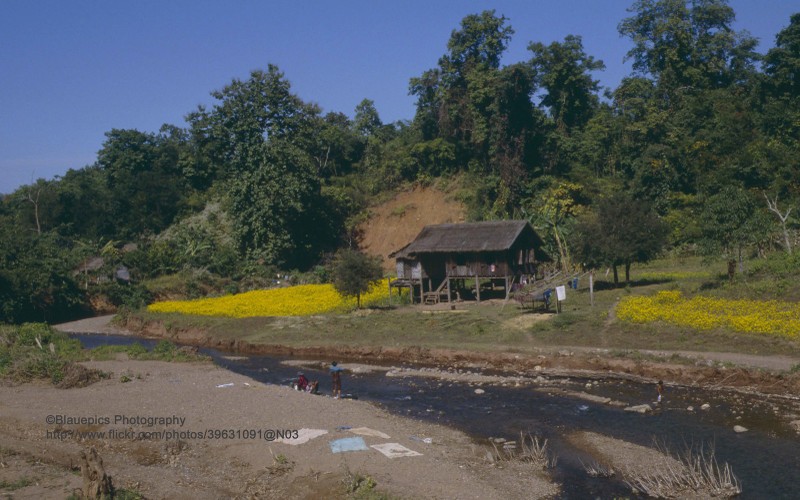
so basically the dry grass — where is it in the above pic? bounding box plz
[581,460,615,478]
[623,442,741,498]
[488,432,557,470]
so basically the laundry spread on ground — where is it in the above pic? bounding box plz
[371,442,423,458]
[276,428,328,445]
[329,436,369,453]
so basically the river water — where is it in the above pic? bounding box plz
[72,333,800,499]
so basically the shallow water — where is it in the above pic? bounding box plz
[72,333,800,499]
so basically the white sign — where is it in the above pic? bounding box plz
[556,285,566,301]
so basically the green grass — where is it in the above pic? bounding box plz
[123,255,800,360]
[0,476,33,490]
[0,323,208,385]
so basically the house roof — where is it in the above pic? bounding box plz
[391,220,549,259]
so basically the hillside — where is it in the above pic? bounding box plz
[357,185,466,271]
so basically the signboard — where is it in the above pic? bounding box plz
[556,285,566,301]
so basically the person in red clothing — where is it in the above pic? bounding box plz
[295,372,308,391]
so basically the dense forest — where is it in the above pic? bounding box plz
[1,1,798,323]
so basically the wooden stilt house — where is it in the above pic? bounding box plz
[389,220,551,304]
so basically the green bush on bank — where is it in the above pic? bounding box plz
[0,323,207,385]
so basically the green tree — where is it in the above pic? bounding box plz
[353,99,383,138]
[96,127,189,238]
[226,140,337,269]
[202,65,321,177]
[618,0,758,94]
[0,227,87,323]
[330,249,383,309]
[758,13,800,198]
[528,35,605,134]
[313,111,361,178]
[574,194,668,285]
[409,11,547,215]
[763,12,800,99]
[699,186,770,278]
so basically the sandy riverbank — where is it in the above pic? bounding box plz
[0,358,560,499]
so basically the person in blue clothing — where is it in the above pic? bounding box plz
[330,361,343,399]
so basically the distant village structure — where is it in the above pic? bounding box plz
[389,220,551,304]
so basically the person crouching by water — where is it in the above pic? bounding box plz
[295,372,308,392]
[657,380,664,403]
[294,372,320,394]
[330,361,343,399]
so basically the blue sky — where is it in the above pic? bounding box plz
[1,0,797,194]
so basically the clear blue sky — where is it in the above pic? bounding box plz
[1,0,796,194]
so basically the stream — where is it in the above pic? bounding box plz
[72,333,800,499]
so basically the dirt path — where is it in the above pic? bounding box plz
[53,315,132,335]
[535,345,800,372]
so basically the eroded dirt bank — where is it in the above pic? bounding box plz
[117,317,800,398]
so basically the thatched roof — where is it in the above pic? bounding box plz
[391,220,549,259]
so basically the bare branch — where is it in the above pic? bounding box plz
[764,192,793,254]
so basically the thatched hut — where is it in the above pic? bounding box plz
[389,220,551,304]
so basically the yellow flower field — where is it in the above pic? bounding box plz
[148,279,394,318]
[616,290,800,338]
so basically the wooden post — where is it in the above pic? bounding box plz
[447,277,451,303]
[475,272,481,303]
[388,279,392,306]
[589,270,594,307]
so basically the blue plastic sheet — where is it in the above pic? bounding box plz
[329,436,368,453]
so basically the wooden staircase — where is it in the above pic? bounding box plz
[423,279,449,305]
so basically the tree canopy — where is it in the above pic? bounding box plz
[1,1,798,321]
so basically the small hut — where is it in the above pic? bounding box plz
[389,220,550,304]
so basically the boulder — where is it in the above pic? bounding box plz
[733,425,748,433]
[624,404,652,414]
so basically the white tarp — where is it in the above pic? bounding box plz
[276,428,328,445]
[370,443,422,458]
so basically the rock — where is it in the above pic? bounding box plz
[585,383,593,390]
[534,365,543,372]
[701,403,711,410]
[474,388,485,395]
[733,425,748,433]
[789,420,800,432]
[687,406,695,411]
[624,404,652,414]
